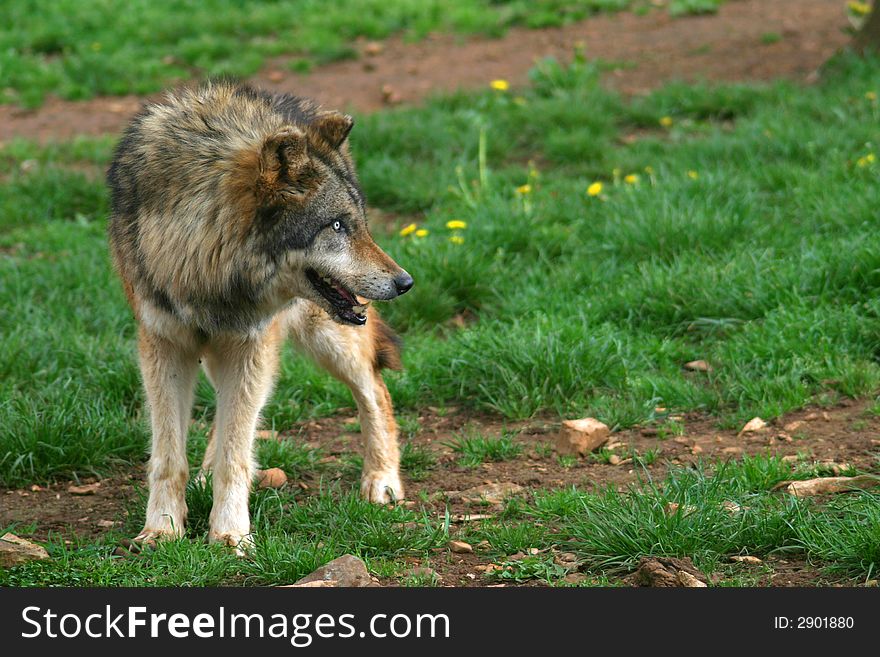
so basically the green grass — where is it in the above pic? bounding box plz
[445,430,523,468]
[2,47,880,586]
[7,455,874,586]
[0,0,726,108]
[5,52,880,486]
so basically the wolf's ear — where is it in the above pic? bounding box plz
[256,127,322,200]
[259,127,308,179]
[310,111,354,149]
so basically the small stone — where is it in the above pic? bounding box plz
[364,41,384,56]
[404,566,440,583]
[96,519,116,528]
[738,417,767,436]
[721,446,743,455]
[256,429,278,440]
[1,533,50,567]
[783,420,806,433]
[381,84,402,105]
[554,418,610,457]
[563,572,589,585]
[608,454,622,465]
[457,482,523,505]
[730,555,762,564]
[288,554,373,587]
[256,468,287,489]
[68,482,100,495]
[267,70,284,82]
[782,455,799,463]
[684,360,712,372]
[449,540,473,554]
[690,444,703,455]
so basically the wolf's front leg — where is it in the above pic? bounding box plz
[287,304,404,503]
[204,320,283,554]
[137,327,201,543]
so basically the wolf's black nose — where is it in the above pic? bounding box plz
[394,272,414,295]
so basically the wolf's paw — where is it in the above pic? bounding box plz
[361,470,404,504]
[209,531,255,557]
[130,526,182,549]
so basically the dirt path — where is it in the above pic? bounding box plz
[0,0,851,143]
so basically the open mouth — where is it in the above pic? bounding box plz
[305,268,369,325]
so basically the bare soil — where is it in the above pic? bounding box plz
[0,0,852,143]
[3,396,878,586]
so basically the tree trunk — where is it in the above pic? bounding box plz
[855,3,880,52]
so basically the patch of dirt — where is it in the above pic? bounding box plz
[1,473,141,543]
[3,395,878,586]
[0,0,851,143]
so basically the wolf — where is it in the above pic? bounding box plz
[107,80,413,551]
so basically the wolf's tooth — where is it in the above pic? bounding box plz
[351,304,366,314]
[322,276,332,284]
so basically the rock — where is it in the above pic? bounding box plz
[283,580,339,588]
[608,454,622,465]
[563,573,589,585]
[785,475,880,498]
[68,482,100,495]
[256,429,278,440]
[782,455,799,463]
[554,552,579,569]
[664,502,697,517]
[457,482,524,505]
[449,540,473,554]
[722,501,743,514]
[364,41,384,56]
[635,556,709,588]
[405,566,440,583]
[256,468,287,489]
[730,555,762,564]
[266,70,284,83]
[554,418,610,457]
[1,533,50,567]
[381,84,402,105]
[721,446,743,455]
[96,519,116,528]
[291,554,373,587]
[684,360,712,372]
[783,420,806,433]
[738,417,767,436]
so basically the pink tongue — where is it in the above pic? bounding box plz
[333,282,356,305]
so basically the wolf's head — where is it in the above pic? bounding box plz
[248,111,412,325]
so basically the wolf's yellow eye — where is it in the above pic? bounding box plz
[332,220,342,232]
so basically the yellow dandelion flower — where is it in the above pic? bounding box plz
[415,228,429,237]
[449,235,465,245]
[515,184,532,195]
[687,170,699,180]
[866,91,877,101]
[849,1,871,16]
[587,182,603,197]
[446,220,467,230]
[644,166,654,175]
[490,79,510,92]
[399,223,417,237]
[624,174,639,185]
[867,153,877,163]
[659,116,673,128]
[857,156,869,168]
